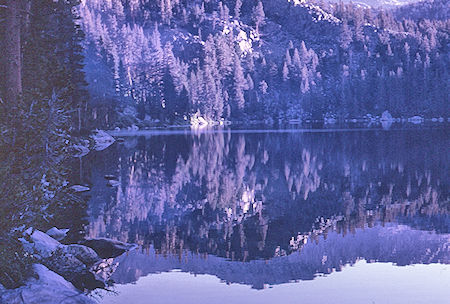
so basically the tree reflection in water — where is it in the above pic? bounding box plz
[77,129,449,286]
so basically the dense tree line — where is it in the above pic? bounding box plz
[81,0,449,126]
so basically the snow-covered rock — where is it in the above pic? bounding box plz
[107,179,120,187]
[91,129,115,151]
[288,119,302,124]
[128,124,139,131]
[0,264,95,304]
[380,111,393,129]
[408,115,424,124]
[70,185,90,192]
[46,227,69,241]
[381,110,393,122]
[324,117,337,124]
[22,229,60,258]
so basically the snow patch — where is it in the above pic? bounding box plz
[107,179,120,187]
[46,227,69,241]
[408,115,424,124]
[0,264,95,304]
[70,185,90,192]
[22,229,61,258]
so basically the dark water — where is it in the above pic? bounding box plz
[78,128,449,303]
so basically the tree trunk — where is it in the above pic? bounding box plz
[3,0,23,104]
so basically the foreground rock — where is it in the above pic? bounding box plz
[62,244,101,267]
[80,238,135,259]
[10,229,134,300]
[20,228,105,291]
[0,264,95,304]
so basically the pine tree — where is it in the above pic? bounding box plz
[285,49,292,67]
[340,21,353,51]
[282,62,290,82]
[233,54,246,111]
[293,48,301,69]
[300,66,310,94]
[234,0,243,19]
[252,1,265,33]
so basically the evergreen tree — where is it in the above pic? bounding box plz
[252,1,265,33]
[234,0,243,19]
[233,54,246,112]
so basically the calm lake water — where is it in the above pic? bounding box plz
[77,128,449,303]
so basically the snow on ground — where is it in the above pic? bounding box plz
[0,264,95,304]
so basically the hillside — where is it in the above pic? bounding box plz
[329,0,421,9]
[79,0,449,128]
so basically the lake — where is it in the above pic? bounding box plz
[76,127,449,303]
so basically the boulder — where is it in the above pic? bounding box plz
[381,110,393,122]
[0,264,96,304]
[61,244,101,267]
[46,227,69,241]
[43,249,86,283]
[408,115,424,124]
[81,238,135,259]
[42,248,105,291]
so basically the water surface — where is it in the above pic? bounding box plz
[77,128,449,303]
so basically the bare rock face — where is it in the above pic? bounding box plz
[0,264,96,304]
[44,248,87,281]
[62,244,101,267]
[80,238,135,259]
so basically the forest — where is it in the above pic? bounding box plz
[1,0,449,129]
[79,0,449,127]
